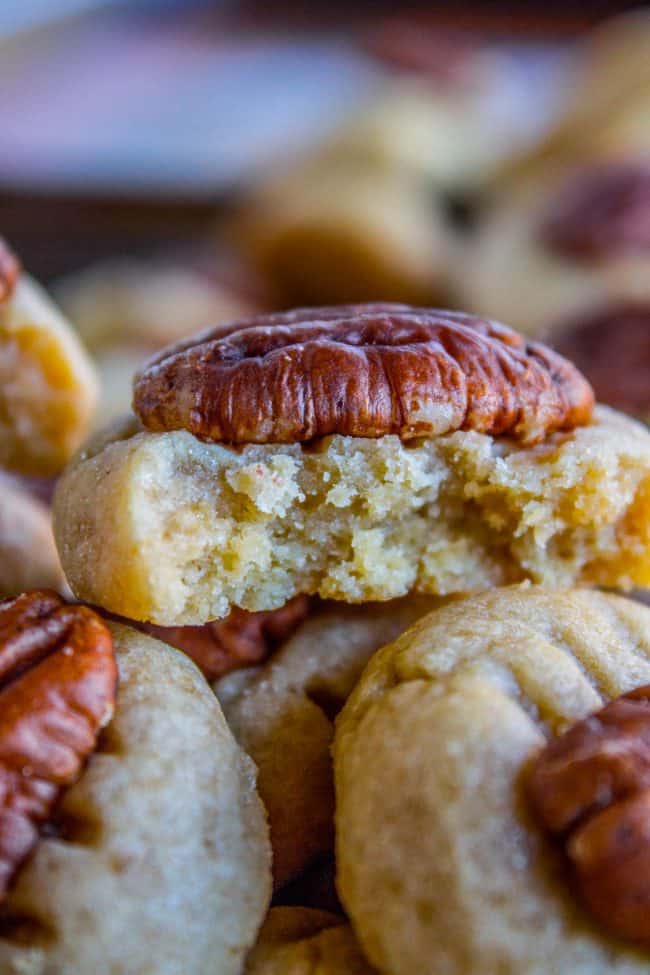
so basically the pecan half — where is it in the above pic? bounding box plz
[133,303,594,446]
[554,303,650,419]
[0,590,117,899]
[529,685,650,944]
[0,240,20,307]
[140,595,310,681]
[542,162,650,261]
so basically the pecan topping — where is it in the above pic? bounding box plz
[555,303,650,418]
[0,590,117,899]
[542,162,650,261]
[0,240,20,307]
[133,303,594,446]
[140,595,310,682]
[529,685,650,944]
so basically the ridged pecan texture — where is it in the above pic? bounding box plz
[529,685,650,945]
[133,303,594,445]
[0,590,117,899]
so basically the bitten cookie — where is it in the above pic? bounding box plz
[216,596,438,888]
[0,614,271,975]
[53,304,650,622]
[335,586,650,975]
[245,908,376,975]
[0,241,97,476]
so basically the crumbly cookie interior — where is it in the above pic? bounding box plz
[54,405,650,625]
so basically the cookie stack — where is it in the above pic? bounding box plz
[5,299,650,972]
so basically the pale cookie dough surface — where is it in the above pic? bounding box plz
[0,275,97,476]
[55,406,650,625]
[335,586,650,975]
[0,624,271,975]
[245,908,376,975]
[0,475,63,596]
[216,596,439,888]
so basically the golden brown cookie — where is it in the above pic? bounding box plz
[0,244,97,476]
[335,586,650,975]
[216,596,438,888]
[245,908,376,975]
[0,621,271,974]
[0,475,64,596]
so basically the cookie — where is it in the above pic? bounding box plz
[215,596,438,887]
[56,259,256,426]
[62,302,650,626]
[0,475,63,596]
[0,622,271,974]
[245,908,376,975]
[462,160,650,337]
[0,244,97,476]
[335,586,650,975]
[53,399,650,623]
[229,163,452,307]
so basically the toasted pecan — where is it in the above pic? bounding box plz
[133,303,594,446]
[0,590,117,900]
[529,685,650,944]
[140,595,310,681]
[0,240,20,307]
[542,162,650,261]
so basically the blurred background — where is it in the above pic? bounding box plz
[2,0,650,425]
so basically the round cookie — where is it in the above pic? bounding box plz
[0,624,271,975]
[0,267,97,476]
[0,474,63,596]
[229,162,452,307]
[245,908,376,975]
[216,596,438,888]
[335,586,650,975]
[54,404,650,624]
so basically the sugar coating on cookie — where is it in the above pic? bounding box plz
[55,406,650,624]
[0,273,97,475]
[335,586,650,975]
[0,624,271,975]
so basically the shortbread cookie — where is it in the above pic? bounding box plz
[54,402,650,623]
[216,596,437,887]
[0,475,63,596]
[0,243,97,475]
[230,163,452,306]
[462,161,650,337]
[245,908,376,975]
[335,586,650,975]
[0,622,271,975]
[60,303,650,627]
